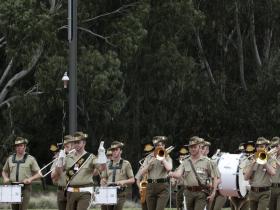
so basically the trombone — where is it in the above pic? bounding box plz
[139,146,174,165]
[39,149,75,177]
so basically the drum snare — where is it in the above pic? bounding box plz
[93,186,117,204]
[0,185,22,203]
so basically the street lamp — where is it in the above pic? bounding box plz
[62,72,69,88]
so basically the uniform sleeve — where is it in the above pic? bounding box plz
[2,157,10,173]
[135,167,143,180]
[167,156,173,170]
[211,160,220,178]
[207,159,216,178]
[100,165,108,178]
[30,157,40,172]
[91,155,98,168]
[125,161,134,178]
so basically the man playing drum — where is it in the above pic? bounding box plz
[269,137,280,210]
[2,137,40,210]
[55,131,106,210]
[244,137,276,210]
[169,136,217,210]
[100,141,135,210]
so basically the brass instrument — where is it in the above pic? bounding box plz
[255,149,268,165]
[179,155,190,164]
[139,146,174,165]
[139,173,148,203]
[154,146,174,161]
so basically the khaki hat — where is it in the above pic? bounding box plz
[143,143,154,152]
[245,141,255,153]
[271,136,280,147]
[152,136,168,145]
[256,137,269,145]
[106,148,112,156]
[185,136,204,147]
[202,141,211,147]
[71,131,88,142]
[50,144,59,152]
[179,147,188,155]
[63,135,73,144]
[238,143,245,151]
[110,141,124,149]
[14,137,28,146]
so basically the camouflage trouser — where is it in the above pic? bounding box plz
[269,186,280,210]
[12,184,31,210]
[185,189,207,210]
[66,191,91,210]
[249,189,271,210]
[57,188,67,210]
[146,183,169,210]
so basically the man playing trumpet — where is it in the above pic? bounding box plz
[139,136,173,210]
[244,137,276,210]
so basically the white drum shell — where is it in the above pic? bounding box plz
[94,186,117,204]
[218,153,249,198]
[0,185,21,203]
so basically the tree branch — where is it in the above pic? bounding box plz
[0,44,44,103]
[235,0,247,90]
[249,0,262,68]
[78,27,115,46]
[0,58,14,88]
[82,3,136,23]
[193,27,216,85]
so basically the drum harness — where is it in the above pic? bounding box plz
[108,159,126,193]
[12,153,28,190]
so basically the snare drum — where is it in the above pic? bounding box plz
[218,153,249,198]
[93,186,117,204]
[0,185,22,203]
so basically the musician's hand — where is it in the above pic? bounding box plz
[100,178,107,186]
[3,177,10,184]
[23,178,32,184]
[168,171,174,178]
[116,180,125,186]
[207,191,216,202]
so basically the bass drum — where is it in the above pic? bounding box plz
[218,153,249,198]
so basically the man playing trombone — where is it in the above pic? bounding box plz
[244,137,276,210]
[139,136,173,210]
[55,131,107,210]
[50,135,74,210]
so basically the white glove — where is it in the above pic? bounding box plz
[58,149,66,159]
[56,150,66,167]
[97,141,107,164]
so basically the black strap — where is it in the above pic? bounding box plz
[65,152,91,183]
[109,159,123,183]
[12,153,28,182]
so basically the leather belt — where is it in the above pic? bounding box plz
[186,186,203,192]
[251,186,271,192]
[271,183,280,188]
[67,186,93,194]
[147,178,169,183]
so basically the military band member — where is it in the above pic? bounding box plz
[269,137,280,210]
[2,137,41,210]
[244,137,276,210]
[55,131,106,210]
[169,136,217,210]
[175,147,188,210]
[135,143,154,210]
[139,136,173,210]
[201,140,227,210]
[50,135,74,210]
[100,141,135,210]
[229,142,250,210]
